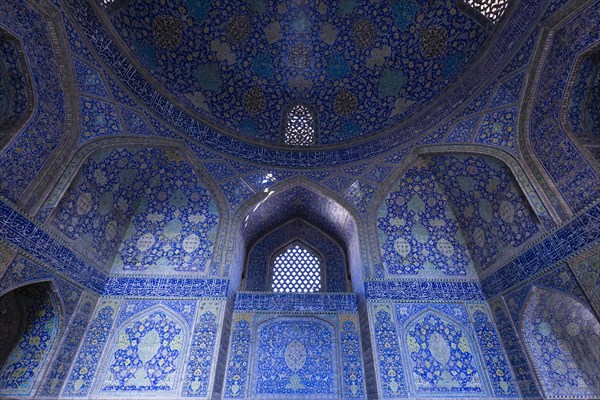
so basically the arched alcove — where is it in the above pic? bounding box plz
[245,219,349,293]
[0,27,34,150]
[219,180,372,398]
[565,48,600,166]
[522,287,600,398]
[373,152,541,279]
[48,143,224,276]
[0,281,59,397]
[229,180,364,296]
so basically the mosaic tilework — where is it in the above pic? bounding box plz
[364,166,394,185]
[365,280,485,301]
[567,52,600,165]
[235,293,357,313]
[64,0,542,167]
[377,163,477,278]
[79,97,124,143]
[430,154,539,271]
[344,180,376,214]
[0,255,52,294]
[110,0,488,144]
[0,32,32,132]
[0,199,106,292]
[0,256,82,320]
[445,116,480,143]
[570,250,600,313]
[499,29,538,80]
[405,310,484,396]
[63,300,119,397]
[340,316,366,398]
[567,55,595,137]
[529,3,600,212]
[73,58,109,98]
[112,153,219,275]
[120,107,154,136]
[468,305,518,397]
[371,304,407,397]
[219,178,255,212]
[98,308,187,395]
[504,264,588,326]
[489,73,525,108]
[245,219,348,293]
[253,318,337,397]
[0,0,66,202]
[239,186,357,258]
[51,146,220,274]
[204,162,236,182]
[584,68,600,135]
[103,277,228,297]
[61,11,97,66]
[104,73,141,110]
[223,315,252,398]
[224,311,366,399]
[50,147,147,268]
[368,302,519,398]
[242,171,280,192]
[482,201,600,297]
[40,293,96,397]
[457,83,494,117]
[323,175,354,193]
[418,121,453,145]
[182,301,221,397]
[475,108,517,152]
[522,288,600,398]
[0,283,56,396]
[492,304,540,397]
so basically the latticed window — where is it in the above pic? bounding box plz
[464,0,509,23]
[271,244,322,293]
[284,104,315,146]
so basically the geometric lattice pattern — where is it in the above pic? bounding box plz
[465,0,509,23]
[284,104,315,146]
[272,244,322,293]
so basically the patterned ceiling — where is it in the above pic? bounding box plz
[109,0,489,145]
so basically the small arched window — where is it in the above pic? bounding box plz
[271,242,323,293]
[283,103,316,146]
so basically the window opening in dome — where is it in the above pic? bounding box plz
[464,0,509,23]
[272,244,322,293]
[284,104,315,146]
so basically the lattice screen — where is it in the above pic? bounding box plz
[284,104,315,146]
[465,0,509,23]
[272,244,322,293]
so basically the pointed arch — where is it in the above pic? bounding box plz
[521,286,600,398]
[244,219,349,293]
[0,27,35,151]
[228,176,365,295]
[401,307,486,396]
[93,304,191,396]
[249,316,338,398]
[0,281,61,397]
[39,137,227,276]
[416,144,558,226]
